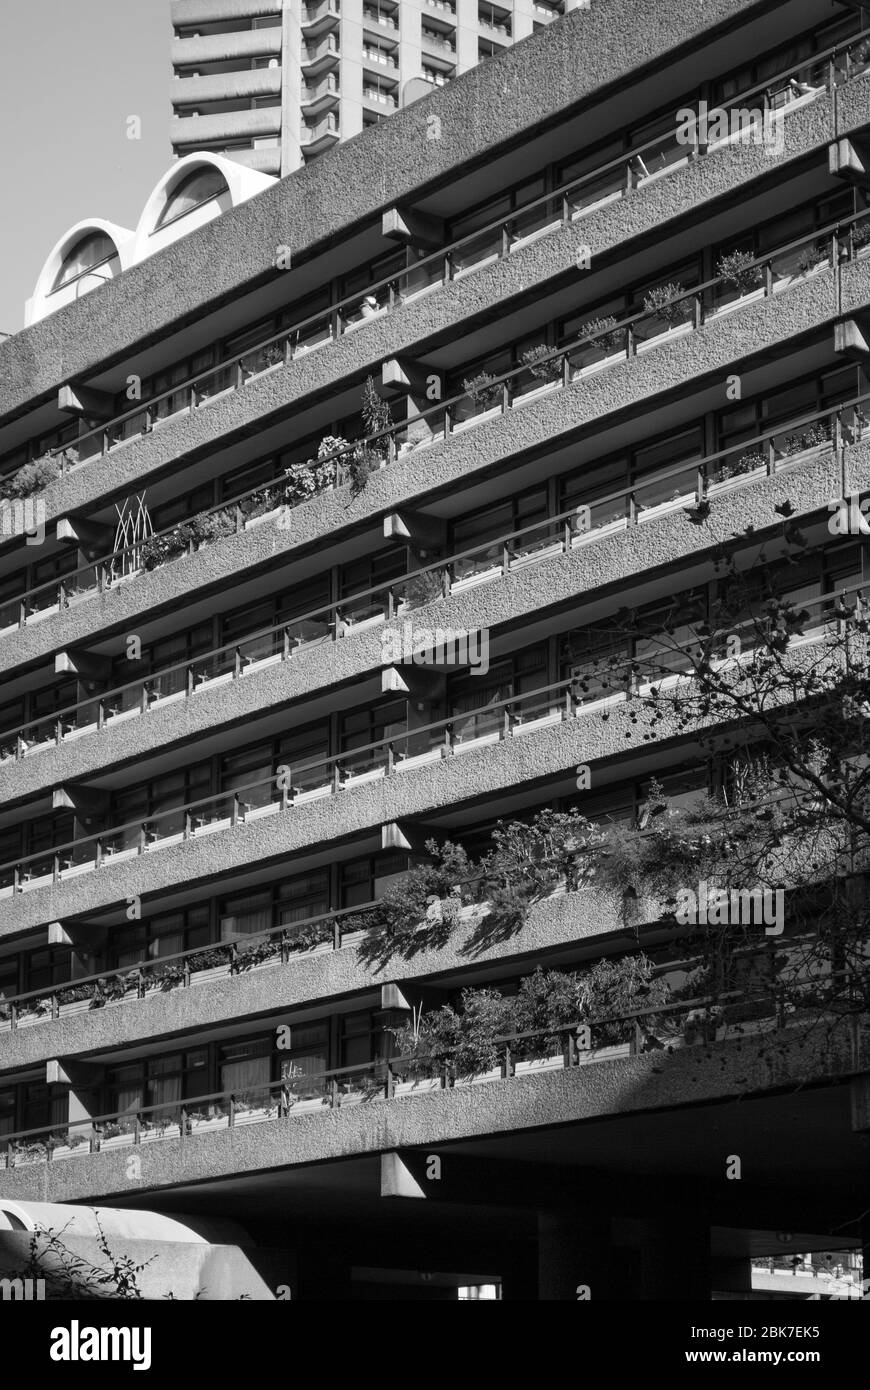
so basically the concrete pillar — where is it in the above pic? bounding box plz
[537,1213,613,1300]
[640,1218,711,1300]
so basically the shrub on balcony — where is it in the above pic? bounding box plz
[716,250,763,295]
[143,962,186,992]
[716,449,766,481]
[642,283,693,325]
[795,242,826,276]
[578,316,624,355]
[235,938,282,970]
[140,529,188,571]
[188,946,233,974]
[0,455,61,501]
[347,376,395,494]
[403,567,444,609]
[359,840,474,961]
[56,983,94,1007]
[780,423,830,456]
[521,344,566,382]
[462,371,503,408]
[283,918,334,952]
[481,808,601,932]
[188,509,237,544]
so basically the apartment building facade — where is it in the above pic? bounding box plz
[0,0,868,1298]
[170,0,586,177]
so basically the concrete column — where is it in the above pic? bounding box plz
[537,1213,613,1300]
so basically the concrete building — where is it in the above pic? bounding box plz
[0,0,868,1299]
[170,0,587,176]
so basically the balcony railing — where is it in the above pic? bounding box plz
[362,86,398,107]
[362,45,398,67]
[363,6,399,29]
[421,28,456,51]
[0,388,854,766]
[1,971,860,1169]
[3,22,862,502]
[0,193,863,650]
[0,573,863,897]
[301,113,339,143]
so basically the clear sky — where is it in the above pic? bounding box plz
[0,1,172,335]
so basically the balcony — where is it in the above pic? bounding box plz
[301,0,340,37]
[362,5,399,31]
[300,72,339,115]
[301,112,340,153]
[171,66,281,105]
[362,86,398,110]
[362,45,398,70]
[170,105,281,146]
[301,31,339,74]
[171,28,282,66]
[421,27,456,54]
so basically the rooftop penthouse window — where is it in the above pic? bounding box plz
[155,167,230,231]
[51,232,116,292]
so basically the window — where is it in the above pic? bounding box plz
[52,232,116,291]
[156,168,229,231]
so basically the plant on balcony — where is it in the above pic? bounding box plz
[716,449,766,481]
[188,946,233,974]
[283,918,336,952]
[462,371,503,408]
[235,937,282,971]
[521,344,566,382]
[577,316,624,355]
[795,242,826,276]
[779,423,830,456]
[139,528,189,571]
[716,250,763,295]
[0,454,61,501]
[481,808,602,933]
[347,377,395,494]
[188,509,237,544]
[852,219,870,250]
[642,282,693,325]
[144,962,186,992]
[358,840,474,963]
[402,566,444,610]
[56,982,95,1007]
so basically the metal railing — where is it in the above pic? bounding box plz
[0,386,854,762]
[0,576,862,896]
[1,969,861,1168]
[3,22,864,497]
[2,193,864,645]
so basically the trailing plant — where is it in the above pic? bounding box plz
[521,344,566,382]
[578,315,624,355]
[642,282,693,325]
[462,371,503,407]
[144,962,186,992]
[716,249,763,295]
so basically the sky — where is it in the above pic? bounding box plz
[0,1,172,334]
